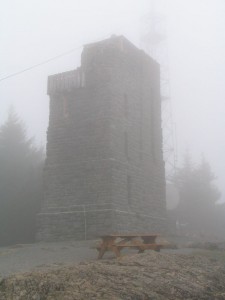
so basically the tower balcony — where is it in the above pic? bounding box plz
[47,68,85,95]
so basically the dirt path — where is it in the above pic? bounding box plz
[0,240,96,278]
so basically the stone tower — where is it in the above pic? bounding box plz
[37,36,167,241]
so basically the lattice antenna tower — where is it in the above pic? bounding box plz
[140,0,177,181]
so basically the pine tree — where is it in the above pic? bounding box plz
[173,153,220,234]
[0,109,44,245]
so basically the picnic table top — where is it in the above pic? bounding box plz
[100,233,159,238]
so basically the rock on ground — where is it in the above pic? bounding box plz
[0,252,225,300]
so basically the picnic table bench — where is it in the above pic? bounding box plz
[96,234,163,259]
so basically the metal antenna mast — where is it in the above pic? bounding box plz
[140,0,177,181]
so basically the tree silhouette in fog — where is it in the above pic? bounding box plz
[173,152,220,234]
[0,108,44,245]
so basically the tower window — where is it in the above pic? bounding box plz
[127,175,132,206]
[124,94,128,118]
[124,132,128,160]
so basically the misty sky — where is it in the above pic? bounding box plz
[0,0,225,201]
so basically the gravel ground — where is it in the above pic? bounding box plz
[1,251,225,299]
[0,238,203,279]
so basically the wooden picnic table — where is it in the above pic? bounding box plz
[96,233,163,259]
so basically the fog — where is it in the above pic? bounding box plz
[0,0,225,201]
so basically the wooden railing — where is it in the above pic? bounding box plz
[47,68,85,94]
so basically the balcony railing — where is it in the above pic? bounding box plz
[47,68,85,95]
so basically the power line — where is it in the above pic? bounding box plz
[1,15,144,84]
[0,32,116,83]
[0,46,82,83]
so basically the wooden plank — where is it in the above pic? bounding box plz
[112,243,154,247]
[109,234,158,237]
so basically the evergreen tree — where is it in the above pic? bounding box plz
[173,153,220,234]
[0,109,44,245]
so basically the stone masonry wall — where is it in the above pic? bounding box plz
[36,36,167,241]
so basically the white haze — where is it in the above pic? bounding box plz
[0,0,225,201]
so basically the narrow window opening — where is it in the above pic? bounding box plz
[127,175,131,206]
[63,96,69,118]
[124,132,128,160]
[124,94,128,118]
[151,90,156,161]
